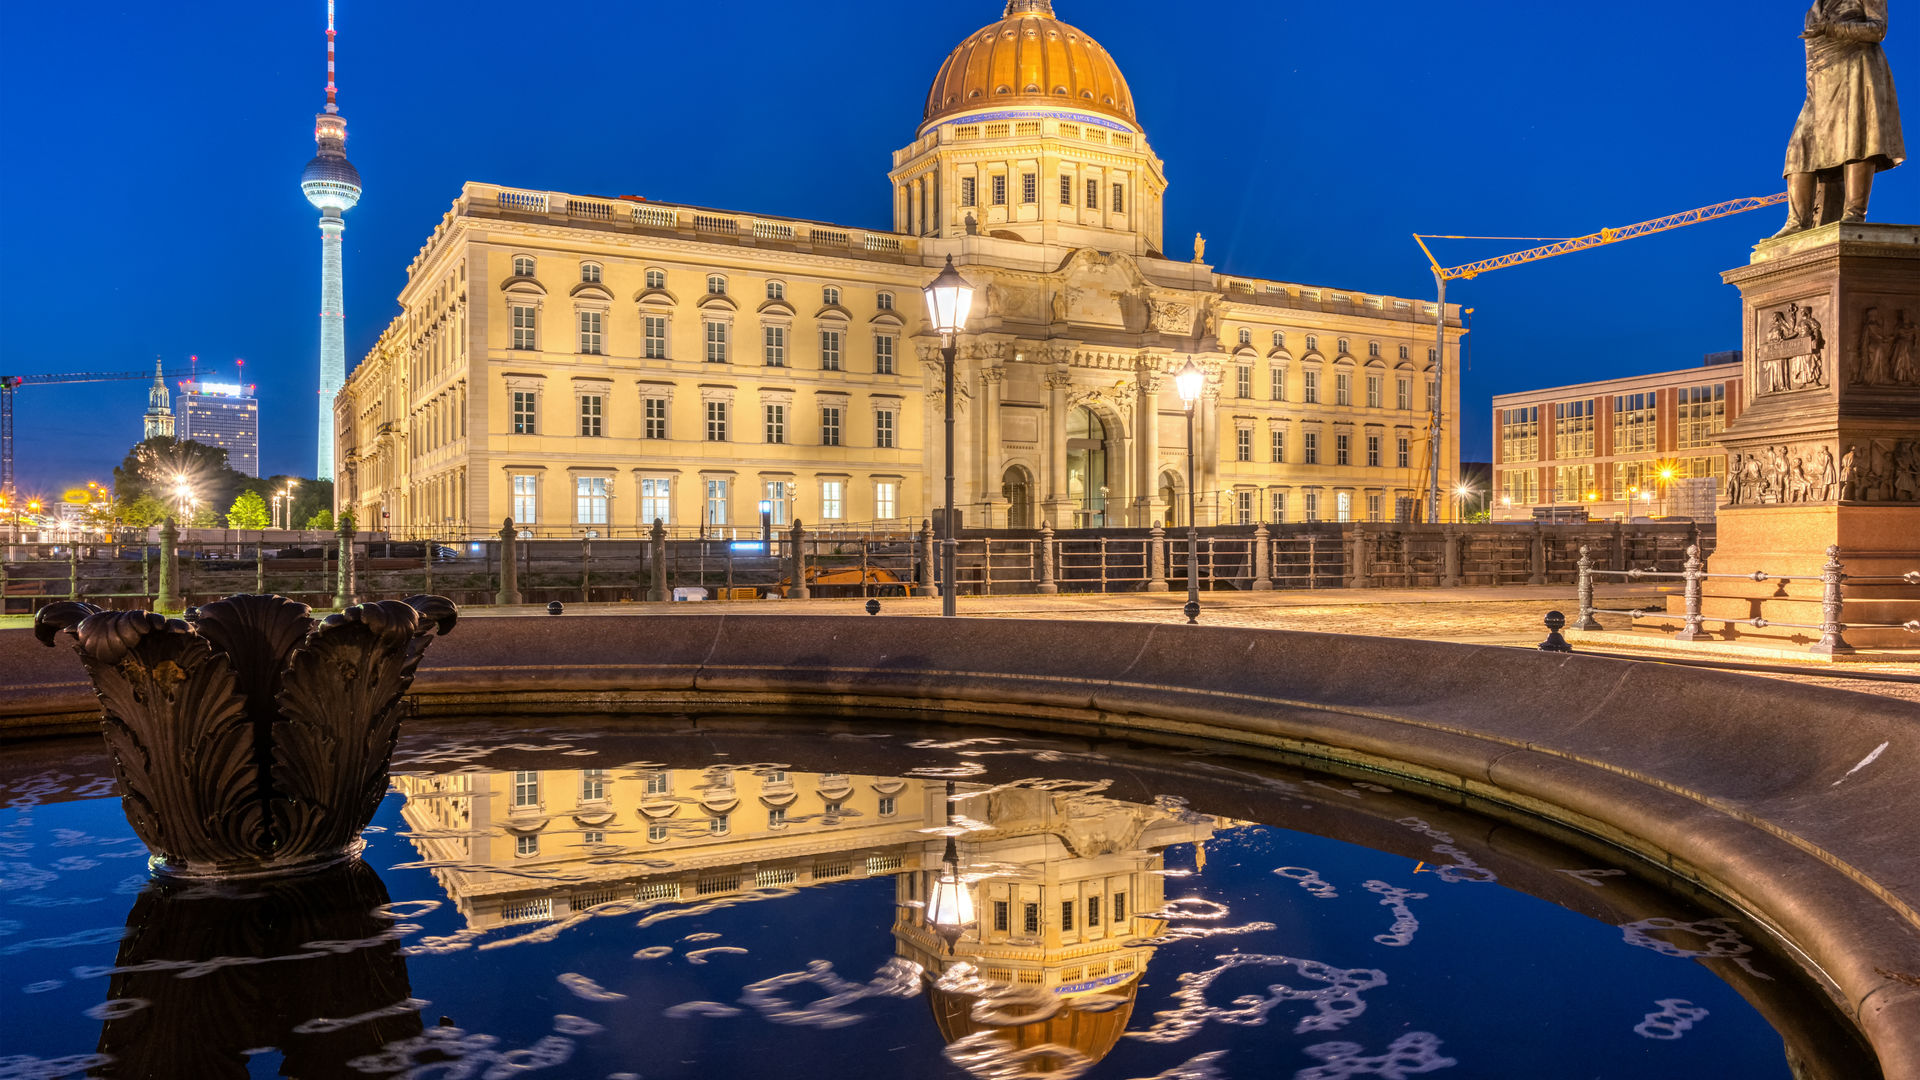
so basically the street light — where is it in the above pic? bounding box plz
[925,782,975,955]
[1175,359,1206,624]
[922,255,975,619]
[1626,484,1640,520]
[1454,483,1475,523]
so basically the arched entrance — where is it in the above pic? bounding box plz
[1158,470,1183,528]
[1066,407,1108,528]
[1002,465,1035,530]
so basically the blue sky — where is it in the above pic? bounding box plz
[2,0,1914,493]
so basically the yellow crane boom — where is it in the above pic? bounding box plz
[1411,191,1786,522]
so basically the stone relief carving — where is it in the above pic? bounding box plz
[1067,380,1138,415]
[1852,306,1920,387]
[1150,299,1195,335]
[1754,300,1827,394]
[1727,442,1839,505]
[1839,438,1920,502]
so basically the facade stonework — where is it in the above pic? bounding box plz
[333,3,1462,537]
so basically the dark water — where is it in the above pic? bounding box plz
[0,718,1876,1079]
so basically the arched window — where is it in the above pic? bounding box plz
[645,268,666,290]
[580,262,602,284]
[707,275,727,296]
[1159,470,1183,528]
[766,280,786,301]
[1066,407,1109,528]
[512,255,536,278]
[823,286,842,306]
[1272,330,1286,348]
[1238,328,1252,346]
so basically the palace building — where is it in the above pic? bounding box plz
[333,0,1463,537]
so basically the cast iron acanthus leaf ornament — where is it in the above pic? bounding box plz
[35,593,457,878]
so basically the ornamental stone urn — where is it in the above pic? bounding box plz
[34,593,456,878]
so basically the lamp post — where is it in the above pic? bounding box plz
[1454,483,1475,523]
[1175,359,1206,624]
[923,256,975,619]
[925,780,975,956]
[759,499,773,549]
[1626,484,1640,521]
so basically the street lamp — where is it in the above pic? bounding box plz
[1175,359,1206,624]
[925,780,976,956]
[1454,483,1475,523]
[922,255,975,619]
[1626,484,1640,520]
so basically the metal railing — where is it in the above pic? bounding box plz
[1573,543,1920,655]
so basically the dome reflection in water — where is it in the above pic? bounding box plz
[0,721,1879,1079]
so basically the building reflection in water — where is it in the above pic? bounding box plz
[394,764,1221,1073]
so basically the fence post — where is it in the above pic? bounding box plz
[1037,522,1058,595]
[141,544,150,601]
[1253,522,1273,591]
[1346,526,1367,590]
[580,537,594,603]
[67,544,79,601]
[496,518,523,605]
[1572,545,1603,630]
[1528,524,1547,586]
[1443,526,1462,588]
[1810,544,1856,655]
[648,519,667,602]
[979,538,992,597]
[1611,522,1627,573]
[788,520,810,600]
[333,514,357,611]
[1673,543,1711,641]
[915,519,937,598]
[256,540,265,595]
[157,517,181,613]
[423,536,434,596]
[1145,523,1167,592]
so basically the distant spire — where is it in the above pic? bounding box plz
[324,0,338,113]
[1005,0,1055,15]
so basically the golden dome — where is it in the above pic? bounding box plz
[923,1,1138,132]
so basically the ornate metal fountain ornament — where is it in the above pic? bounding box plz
[34,593,457,878]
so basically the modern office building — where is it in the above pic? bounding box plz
[1490,352,1744,521]
[176,379,261,477]
[334,0,1465,538]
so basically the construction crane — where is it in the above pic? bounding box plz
[1,367,199,499]
[1410,192,1788,524]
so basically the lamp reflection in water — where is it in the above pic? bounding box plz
[926,781,977,954]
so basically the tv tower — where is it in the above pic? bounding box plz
[300,0,360,481]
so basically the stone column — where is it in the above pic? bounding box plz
[915,519,937,597]
[977,365,1005,528]
[1146,523,1167,592]
[1036,522,1058,594]
[1349,526,1370,589]
[496,517,522,605]
[1528,524,1547,586]
[1135,361,1163,526]
[1252,522,1273,591]
[1199,387,1222,525]
[648,518,667,602]
[333,514,357,611]
[1443,526,1463,588]
[789,519,810,600]
[156,518,180,613]
[1044,370,1073,527]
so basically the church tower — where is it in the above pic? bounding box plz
[141,355,174,441]
[300,0,362,480]
[889,0,1168,255]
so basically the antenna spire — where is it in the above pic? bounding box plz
[324,1,339,113]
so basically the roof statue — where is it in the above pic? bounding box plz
[1771,0,1905,237]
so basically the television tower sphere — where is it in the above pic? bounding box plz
[302,112,361,212]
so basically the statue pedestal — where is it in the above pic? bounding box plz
[1656,223,1920,651]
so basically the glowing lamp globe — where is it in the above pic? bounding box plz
[922,256,975,337]
[1175,359,1206,406]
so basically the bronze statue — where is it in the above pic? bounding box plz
[1772,0,1905,237]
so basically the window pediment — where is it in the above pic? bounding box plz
[570,281,614,300]
[1300,351,1324,363]
[572,810,616,828]
[870,779,906,795]
[758,791,799,809]
[635,287,678,307]
[698,293,738,311]
[638,800,680,819]
[869,311,905,327]
[501,275,546,295]
[757,298,796,317]
[814,304,852,322]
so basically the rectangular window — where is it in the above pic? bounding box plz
[1499,405,1540,463]
[578,310,603,355]
[1085,178,1098,209]
[994,900,1010,933]
[1337,490,1353,522]
[511,391,538,435]
[1503,468,1541,504]
[1111,182,1125,213]
[1367,375,1382,409]
[1397,378,1412,411]
[1336,372,1353,406]
[878,795,896,816]
[764,326,787,366]
[1024,903,1039,934]
[1271,367,1287,401]
[576,477,609,525]
[1235,490,1253,523]
[875,335,896,375]
[1022,174,1037,204]
[512,474,537,524]
[1235,428,1251,462]
[1271,428,1285,463]
[1555,463,1598,503]
[1113,892,1126,923]
[1677,384,1726,449]
[511,305,536,350]
[1367,434,1381,467]
[1062,900,1076,932]
[764,481,790,526]
[875,481,897,519]
[581,769,607,801]
[1236,365,1251,398]
[875,409,896,448]
[705,321,728,364]
[1305,490,1320,521]
[1367,493,1383,521]
[821,406,842,447]
[1304,370,1320,404]
[991,174,1007,206]
[961,176,977,208]
[1397,437,1411,469]
[705,478,729,528]
[640,477,671,525]
[764,403,786,444]
[706,401,728,442]
[643,397,668,440]
[515,834,538,857]
[709,815,729,836]
[1060,175,1073,206]
[644,771,670,795]
[1270,490,1287,523]
[643,315,668,359]
[1427,380,1440,415]
[1336,433,1351,466]
[1304,431,1320,465]
[768,808,786,829]
[1613,392,1656,455]
[1554,399,1596,459]
[821,481,844,520]
[820,330,842,371]
[512,770,538,807]
[579,394,603,437]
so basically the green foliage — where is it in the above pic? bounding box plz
[188,504,221,528]
[226,490,270,531]
[304,509,335,531]
[118,494,170,527]
[114,436,245,509]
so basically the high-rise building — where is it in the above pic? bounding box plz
[141,356,174,442]
[300,0,360,481]
[176,379,260,478]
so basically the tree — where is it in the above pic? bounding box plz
[118,494,170,527]
[113,436,249,513]
[189,503,222,528]
[226,490,270,531]
[304,509,334,531]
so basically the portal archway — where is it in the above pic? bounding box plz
[1001,465,1035,530]
[1066,407,1109,528]
[1159,470,1183,527]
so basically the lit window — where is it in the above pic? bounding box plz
[820,330,843,370]
[643,396,667,440]
[705,478,728,527]
[581,263,601,284]
[511,390,538,434]
[821,406,842,446]
[510,305,536,351]
[763,481,790,525]
[578,310,603,355]
[645,268,666,290]
[513,256,535,278]
[641,476,671,524]
[1337,491,1353,522]
[875,335,895,374]
[875,481,897,519]
[823,286,841,306]
[875,409,895,449]
[764,325,787,367]
[767,280,786,301]
[706,401,728,442]
[579,394,603,437]
[644,315,668,359]
[512,474,537,524]
[576,477,609,525]
[821,481,843,520]
[705,321,729,363]
[707,275,727,295]
[765,403,786,444]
